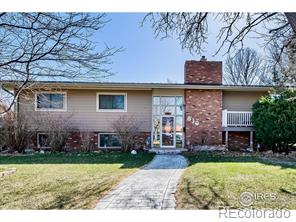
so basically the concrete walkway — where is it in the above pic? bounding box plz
[95,154,188,210]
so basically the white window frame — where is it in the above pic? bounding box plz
[151,95,185,148]
[96,92,127,112]
[270,93,280,99]
[37,133,51,149]
[35,91,67,112]
[98,133,121,149]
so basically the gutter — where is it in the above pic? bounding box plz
[1,81,274,92]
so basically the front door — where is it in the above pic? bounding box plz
[161,116,175,147]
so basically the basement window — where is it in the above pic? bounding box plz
[99,133,121,148]
[37,133,50,149]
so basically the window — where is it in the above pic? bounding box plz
[37,133,50,149]
[35,92,66,111]
[152,116,161,147]
[271,94,280,100]
[97,93,127,112]
[152,96,184,148]
[99,133,121,148]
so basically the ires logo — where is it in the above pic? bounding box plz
[240,191,277,207]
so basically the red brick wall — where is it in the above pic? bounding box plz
[29,132,99,151]
[134,132,151,148]
[65,132,98,151]
[228,132,250,150]
[30,131,150,151]
[185,89,223,146]
[184,60,222,85]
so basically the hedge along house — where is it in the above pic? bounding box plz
[1,59,271,151]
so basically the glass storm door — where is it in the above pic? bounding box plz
[161,116,175,147]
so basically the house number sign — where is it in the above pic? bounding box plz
[187,116,199,126]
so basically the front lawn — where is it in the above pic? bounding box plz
[0,152,154,209]
[176,152,296,209]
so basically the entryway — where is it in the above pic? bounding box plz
[152,96,184,148]
[161,116,175,147]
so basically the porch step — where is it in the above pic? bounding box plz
[148,148,187,155]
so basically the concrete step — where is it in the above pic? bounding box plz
[148,148,187,155]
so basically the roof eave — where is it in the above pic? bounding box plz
[1,81,274,92]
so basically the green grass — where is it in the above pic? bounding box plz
[0,152,154,209]
[177,152,296,209]
[0,167,5,172]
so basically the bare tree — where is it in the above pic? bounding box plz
[224,48,272,85]
[265,34,296,87]
[110,115,142,152]
[0,13,121,114]
[143,13,296,85]
[266,40,289,85]
[285,38,296,83]
[143,13,294,55]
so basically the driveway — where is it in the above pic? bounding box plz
[95,154,188,210]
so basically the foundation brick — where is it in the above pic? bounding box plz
[228,132,250,150]
[30,131,150,151]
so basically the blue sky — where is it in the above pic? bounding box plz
[96,13,265,83]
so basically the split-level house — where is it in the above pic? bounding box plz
[1,59,271,151]
[0,104,7,128]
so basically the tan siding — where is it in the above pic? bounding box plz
[223,91,268,111]
[19,89,152,132]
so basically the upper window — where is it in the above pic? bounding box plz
[97,93,127,112]
[35,92,66,111]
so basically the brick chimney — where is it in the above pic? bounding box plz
[184,57,222,85]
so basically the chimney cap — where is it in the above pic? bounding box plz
[200,56,207,61]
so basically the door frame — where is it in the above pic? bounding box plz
[160,115,175,148]
[151,95,185,149]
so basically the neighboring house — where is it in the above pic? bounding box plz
[0,104,8,128]
[1,59,271,151]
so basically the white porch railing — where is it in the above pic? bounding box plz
[222,110,253,127]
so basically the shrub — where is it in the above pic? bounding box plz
[252,89,296,154]
[34,113,73,152]
[48,131,69,152]
[110,115,142,152]
[80,132,95,152]
[0,111,33,153]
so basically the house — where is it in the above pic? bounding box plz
[1,59,271,151]
[0,104,8,128]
